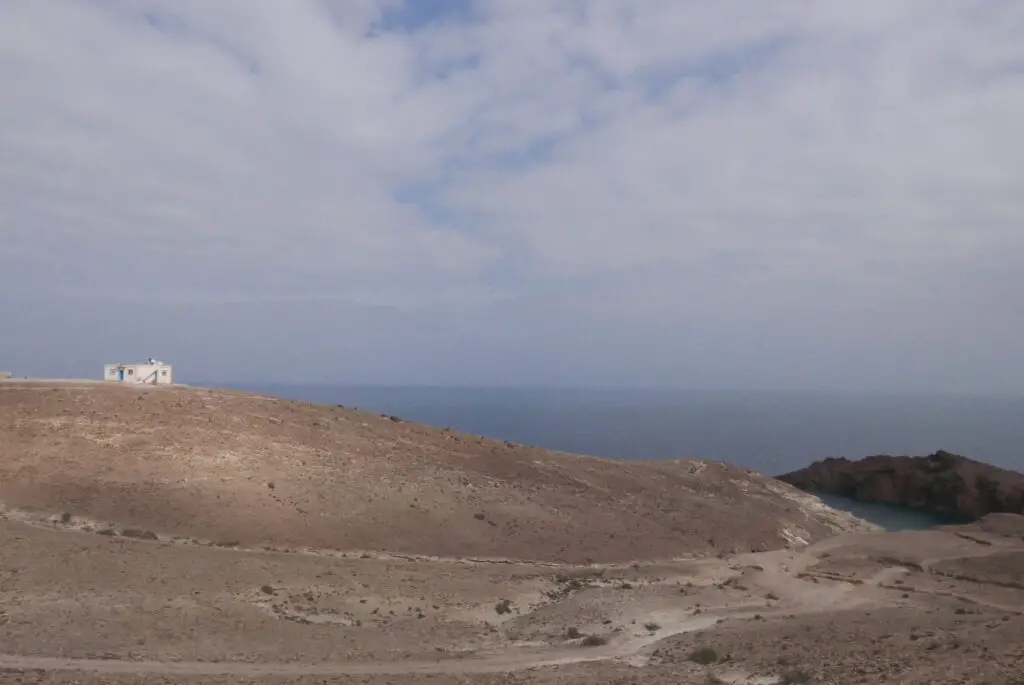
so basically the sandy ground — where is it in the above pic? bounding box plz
[2,511,1023,685]
[0,381,872,564]
[2,381,1021,684]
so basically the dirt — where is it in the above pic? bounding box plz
[0,380,872,564]
[1,381,1023,684]
[2,514,1023,684]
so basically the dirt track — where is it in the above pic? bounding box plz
[3,512,1023,684]
[0,551,912,678]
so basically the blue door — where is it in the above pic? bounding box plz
[118,369,124,381]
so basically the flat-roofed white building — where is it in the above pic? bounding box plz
[104,358,173,385]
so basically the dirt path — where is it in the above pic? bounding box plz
[0,616,723,676]
[0,653,604,677]
[4,548,990,681]
[5,509,1009,680]
[0,505,709,571]
[0,562,912,678]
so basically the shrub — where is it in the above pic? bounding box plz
[580,634,607,647]
[260,585,276,595]
[60,512,72,524]
[643,622,661,632]
[494,599,512,615]
[765,592,780,601]
[689,647,720,665]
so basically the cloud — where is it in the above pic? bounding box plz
[2,0,1024,389]
[0,0,494,302]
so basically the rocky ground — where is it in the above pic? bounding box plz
[1,381,1022,684]
[1,512,1022,684]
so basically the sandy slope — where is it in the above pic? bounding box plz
[0,515,1022,684]
[0,543,898,677]
[1,381,1022,684]
[0,380,871,563]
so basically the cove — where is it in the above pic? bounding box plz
[815,493,970,532]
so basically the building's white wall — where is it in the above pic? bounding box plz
[104,363,173,384]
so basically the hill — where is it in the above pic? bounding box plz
[778,450,1024,521]
[0,380,873,563]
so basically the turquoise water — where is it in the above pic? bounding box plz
[814,494,966,531]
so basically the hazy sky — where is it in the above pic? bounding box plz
[2,1,1023,391]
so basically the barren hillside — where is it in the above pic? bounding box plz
[0,381,872,563]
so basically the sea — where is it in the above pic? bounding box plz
[228,385,1024,532]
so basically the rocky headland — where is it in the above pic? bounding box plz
[778,450,1024,521]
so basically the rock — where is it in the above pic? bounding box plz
[777,451,1024,521]
[120,528,159,540]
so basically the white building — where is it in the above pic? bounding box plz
[104,358,173,385]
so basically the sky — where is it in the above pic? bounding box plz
[2,0,1024,391]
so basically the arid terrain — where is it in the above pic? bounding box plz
[1,381,1023,685]
[0,381,870,563]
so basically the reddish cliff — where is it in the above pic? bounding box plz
[778,451,1024,521]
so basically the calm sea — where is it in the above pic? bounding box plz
[228,385,1024,531]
